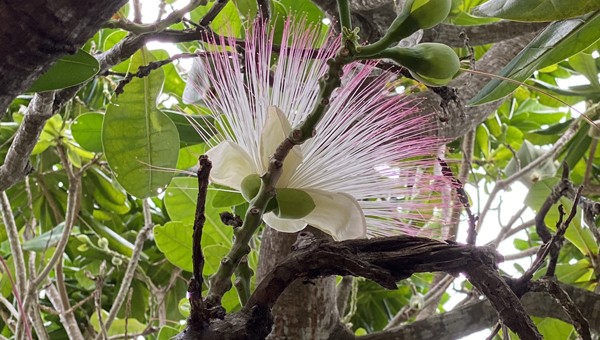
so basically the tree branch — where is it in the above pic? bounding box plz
[0,0,128,114]
[422,22,547,47]
[95,200,153,338]
[0,93,55,191]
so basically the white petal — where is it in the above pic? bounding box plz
[205,141,255,191]
[301,189,367,241]
[262,189,367,240]
[259,106,302,186]
[183,58,209,104]
[263,212,307,233]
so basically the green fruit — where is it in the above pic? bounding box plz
[384,43,460,86]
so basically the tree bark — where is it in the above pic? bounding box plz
[257,227,348,339]
[0,0,127,115]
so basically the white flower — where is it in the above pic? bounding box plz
[184,21,448,240]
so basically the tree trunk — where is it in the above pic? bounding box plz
[0,0,128,114]
[257,226,350,339]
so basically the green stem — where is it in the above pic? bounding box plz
[337,0,352,31]
[234,255,253,306]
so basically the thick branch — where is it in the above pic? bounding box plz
[0,0,127,114]
[0,93,54,191]
[422,22,547,47]
[427,32,538,141]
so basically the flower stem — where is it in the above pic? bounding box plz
[337,0,352,31]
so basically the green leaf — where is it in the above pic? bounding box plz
[71,113,104,153]
[177,143,207,170]
[158,326,180,340]
[212,188,246,208]
[164,177,199,225]
[22,223,65,251]
[275,188,315,219]
[88,168,131,215]
[31,114,63,155]
[154,221,193,272]
[525,178,599,256]
[102,49,179,198]
[504,140,557,187]
[163,110,214,146]
[470,11,600,105]
[90,310,146,336]
[28,49,99,92]
[472,0,600,21]
[161,178,234,274]
[569,52,600,89]
[533,317,574,339]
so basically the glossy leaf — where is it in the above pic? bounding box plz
[71,112,104,153]
[154,221,193,272]
[22,223,64,251]
[470,11,600,105]
[164,110,214,146]
[90,310,146,336]
[472,0,600,21]
[162,178,233,274]
[102,49,179,198]
[28,49,99,92]
[569,52,600,89]
[525,178,599,256]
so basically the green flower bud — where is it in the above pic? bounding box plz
[387,0,452,43]
[384,43,460,86]
[240,174,261,202]
[274,188,315,219]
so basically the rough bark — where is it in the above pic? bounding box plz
[430,31,538,140]
[257,227,346,339]
[0,0,128,115]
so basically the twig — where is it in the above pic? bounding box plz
[257,0,270,19]
[200,0,229,26]
[491,205,528,248]
[530,279,591,340]
[94,262,109,340]
[448,130,474,240]
[95,200,153,338]
[503,247,541,261]
[114,52,201,95]
[233,255,253,306]
[0,192,26,297]
[0,92,55,192]
[105,0,207,34]
[124,288,133,340]
[132,0,142,23]
[188,155,213,327]
[45,284,83,340]
[439,158,478,244]
[336,276,353,316]
[477,119,579,231]
[0,294,19,320]
[485,322,501,340]
[505,219,535,240]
